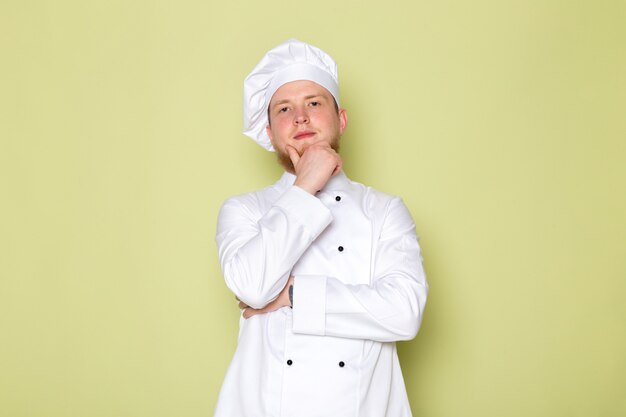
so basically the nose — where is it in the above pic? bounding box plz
[293,108,309,125]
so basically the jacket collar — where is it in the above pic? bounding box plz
[277,170,353,193]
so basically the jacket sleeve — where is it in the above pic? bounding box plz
[292,197,428,342]
[216,186,332,309]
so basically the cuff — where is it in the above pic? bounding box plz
[292,275,327,336]
[273,186,333,241]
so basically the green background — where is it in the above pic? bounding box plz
[1,1,625,416]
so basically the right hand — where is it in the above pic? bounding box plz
[287,143,342,194]
[238,276,294,319]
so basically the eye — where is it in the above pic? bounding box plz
[278,106,289,113]
[309,101,320,107]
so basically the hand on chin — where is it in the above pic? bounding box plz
[299,138,327,154]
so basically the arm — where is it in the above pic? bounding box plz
[292,197,428,342]
[217,142,342,309]
[239,276,294,319]
[216,189,331,309]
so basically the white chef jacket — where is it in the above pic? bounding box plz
[214,171,428,417]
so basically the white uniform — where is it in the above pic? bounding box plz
[214,171,428,417]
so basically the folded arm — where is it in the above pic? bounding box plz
[291,197,428,342]
[216,186,332,309]
[238,197,428,342]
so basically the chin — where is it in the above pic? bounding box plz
[272,136,341,172]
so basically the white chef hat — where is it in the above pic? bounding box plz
[243,38,340,151]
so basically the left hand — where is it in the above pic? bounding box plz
[239,276,294,319]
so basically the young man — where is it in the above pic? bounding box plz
[214,39,428,417]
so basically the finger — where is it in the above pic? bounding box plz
[286,145,300,169]
[243,307,260,319]
[331,157,343,176]
[238,301,249,309]
[331,163,342,176]
[310,140,332,150]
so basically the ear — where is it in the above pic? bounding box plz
[265,124,273,142]
[338,108,348,135]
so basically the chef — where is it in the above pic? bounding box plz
[214,39,428,417]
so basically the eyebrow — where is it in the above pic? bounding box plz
[271,95,325,109]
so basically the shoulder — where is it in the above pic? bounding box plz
[346,178,416,236]
[345,178,403,215]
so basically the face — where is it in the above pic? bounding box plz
[266,80,347,173]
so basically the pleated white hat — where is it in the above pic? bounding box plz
[243,39,340,151]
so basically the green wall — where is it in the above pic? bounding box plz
[1,1,625,416]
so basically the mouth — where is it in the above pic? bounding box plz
[293,131,315,140]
